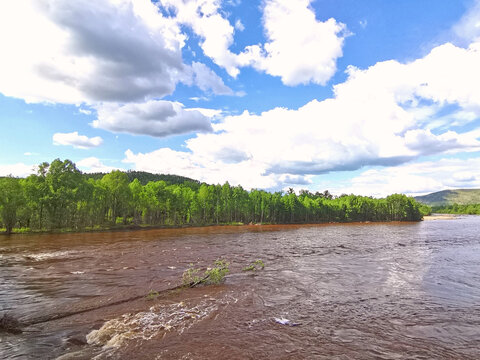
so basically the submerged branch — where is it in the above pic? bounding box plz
[4,260,232,333]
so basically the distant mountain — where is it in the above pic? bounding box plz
[414,189,480,206]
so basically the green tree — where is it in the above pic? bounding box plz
[101,171,132,224]
[41,159,83,229]
[0,177,25,234]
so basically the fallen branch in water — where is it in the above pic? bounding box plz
[182,259,230,287]
[5,259,232,333]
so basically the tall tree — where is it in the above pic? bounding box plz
[0,177,25,234]
[41,159,83,229]
[101,171,131,224]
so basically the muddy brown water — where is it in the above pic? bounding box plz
[1,217,480,359]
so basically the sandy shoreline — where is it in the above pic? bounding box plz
[423,214,458,220]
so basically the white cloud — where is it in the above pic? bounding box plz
[77,157,121,173]
[0,0,243,142]
[0,0,187,104]
[452,0,480,44]
[246,0,348,85]
[92,100,213,137]
[235,19,245,32]
[164,0,347,85]
[334,43,480,116]
[162,0,241,77]
[189,96,210,102]
[122,38,480,189]
[186,62,234,95]
[0,0,235,108]
[0,163,35,177]
[123,148,279,188]
[187,108,223,118]
[78,108,92,115]
[53,132,103,149]
[327,157,480,198]
[0,0,347,111]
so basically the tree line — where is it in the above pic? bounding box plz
[433,203,480,215]
[0,159,430,234]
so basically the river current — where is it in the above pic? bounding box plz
[1,216,480,359]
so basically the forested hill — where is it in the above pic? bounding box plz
[414,189,480,206]
[84,171,201,188]
[0,159,430,234]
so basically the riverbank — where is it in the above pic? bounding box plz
[0,219,424,236]
[423,214,459,220]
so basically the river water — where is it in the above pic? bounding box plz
[1,216,480,359]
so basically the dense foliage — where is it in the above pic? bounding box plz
[433,203,480,215]
[0,159,429,234]
[84,171,200,188]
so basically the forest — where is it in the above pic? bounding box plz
[0,159,431,234]
[432,203,480,215]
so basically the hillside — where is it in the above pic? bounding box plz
[414,189,480,206]
[83,171,201,188]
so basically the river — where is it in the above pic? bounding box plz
[1,216,480,359]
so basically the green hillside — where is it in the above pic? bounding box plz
[414,189,480,206]
[83,171,201,188]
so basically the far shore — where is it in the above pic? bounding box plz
[423,214,458,220]
[0,219,424,236]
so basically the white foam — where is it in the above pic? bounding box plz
[25,251,77,261]
[87,299,219,349]
[86,294,239,353]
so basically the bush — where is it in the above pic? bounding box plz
[182,265,201,286]
[204,260,230,284]
[242,259,265,272]
[182,259,229,287]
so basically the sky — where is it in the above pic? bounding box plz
[1,0,480,197]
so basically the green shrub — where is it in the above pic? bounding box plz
[146,289,159,300]
[242,259,265,272]
[182,265,201,286]
[182,259,229,287]
[204,260,230,284]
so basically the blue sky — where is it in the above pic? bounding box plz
[1,0,480,196]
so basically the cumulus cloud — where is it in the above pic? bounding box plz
[77,157,122,173]
[78,108,92,115]
[163,0,347,85]
[0,0,187,104]
[336,42,480,115]
[245,0,348,85]
[0,0,245,142]
[452,0,480,44]
[187,108,223,118]
[186,62,234,95]
[0,0,236,106]
[327,157,480,198]
[53,132,103,149]
[123,148,280,188]
[0,163,35,177]
[0,0,348,110]
[162,0,241,77]
[279,174,313,185]
[122,38,480,189]
[92,100,213,137]
[404,129,480,155]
